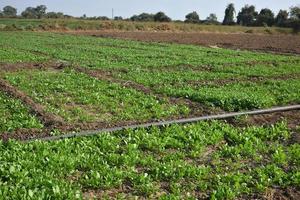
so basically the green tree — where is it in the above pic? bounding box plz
[206,13,218,22]
[154,12,171,22]
[114,16,123,20]
[185,11,200,23]
[291,20,300,33]
[46,12,64,19]
[256,8,275,26]
[237,5,258,26]
[223,3,236,25]
[275,10,289,27]
[35,5,47,18]
[97,16,109,20]
[130,13,154,21]
[21,5,47,18]
[3,6,17,17]
[290,6,300,19]
[21,7,35,18]
[290,6,300,33]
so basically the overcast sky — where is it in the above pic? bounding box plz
[0,0,299,20]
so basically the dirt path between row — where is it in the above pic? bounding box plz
[70,31,300,55]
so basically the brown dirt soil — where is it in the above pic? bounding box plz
[0,128,50,142]
[0,120,140,142]
[0,61,69,72]
[71,31,300,54]
[262,187,300,200]
[241,110,300,130]
[0,62,45,71]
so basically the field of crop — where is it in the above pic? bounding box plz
[0,31,299,199]
[0,32,299,114]
[1,121,300,199]
[81,31,300,54]
[0,91,43,132]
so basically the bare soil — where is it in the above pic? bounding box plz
[0,61,68,72]
[262,187,300,200]
[241,110,300,130]
[226,109,300,145]
[72,31,300,55]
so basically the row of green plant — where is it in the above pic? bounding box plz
[0,32,298,68]
[115,61,300,88]
[0,46,46,63]
[0,32,299,113]
[2,68,189,124]
[159,79,300,111]
[0,121,298,199]
[0,91,43,132]
[115,63,300,111]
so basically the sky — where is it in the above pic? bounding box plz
[0,0,299,21]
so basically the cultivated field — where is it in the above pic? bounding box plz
[80,31,300,54]
[0,31,299,199]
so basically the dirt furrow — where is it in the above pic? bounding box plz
[0,61,68,72]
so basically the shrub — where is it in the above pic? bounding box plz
[25,24,34,31]
[0,24,6,30]
[3,24,20,31]
[291,20,300,33]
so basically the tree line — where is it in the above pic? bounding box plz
[0,4,299,31]
[0,5,71,19]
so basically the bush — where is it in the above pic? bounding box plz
[245,29,254,34]
[3,24,21,31]
[185,11,200,23]
[154,23,172,31]
[135,23,145,31]
[154,12,171,22]
[0,24,6,30]
[25,24,34,31]
[264,28,273,34]
[291,20,300,33]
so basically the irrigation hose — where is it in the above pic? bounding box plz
[26,104,300,142]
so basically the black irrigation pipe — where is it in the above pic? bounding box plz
[27,104,300,142]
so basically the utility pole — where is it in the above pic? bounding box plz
[112,8,114,20]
